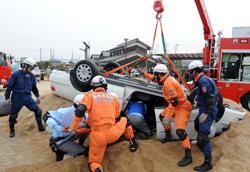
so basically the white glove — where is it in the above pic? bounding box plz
[162,117,170,127]
[199,113,208,123]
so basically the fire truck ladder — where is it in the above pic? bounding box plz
[208,39,219,78]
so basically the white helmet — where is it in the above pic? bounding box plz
[188,60,203,70]
[21,57,36,68]
[74,94,85,105]
[153,64,168,74]
[91,75,107,87]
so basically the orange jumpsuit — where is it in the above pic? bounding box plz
[71,87,134,172]
[144,72,192,149]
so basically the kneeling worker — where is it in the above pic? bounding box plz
[70,75,138,172]
[43,94,89,161]
[126,100,153,138]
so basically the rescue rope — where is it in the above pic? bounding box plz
[151,0,192,92]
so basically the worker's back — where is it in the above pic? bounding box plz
[84,90,119,126]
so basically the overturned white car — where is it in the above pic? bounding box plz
[50,60,247,140]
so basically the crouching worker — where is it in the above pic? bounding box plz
[70,75,138,172]
[43,94,89,161]
[143,64,193,167]
[126,100,153,138]
[4,57,45,137]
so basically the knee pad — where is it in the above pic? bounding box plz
[34,107,42,117]
[197,133,210,148]
[176,129,187,141]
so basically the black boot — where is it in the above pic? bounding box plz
[55,150,65,161]
[9,124,15,137]
[130,138,138,152]
[194,156,213,171]
[83,146,89,157]
[95,167,103,172]
[38,124,46,132]
[9,129,15,137]
[35,108,45,132]
[160,130,171,143]
[178,149,192,167]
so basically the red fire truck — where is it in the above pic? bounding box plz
[0,52,12,88]
[195,0,250,111]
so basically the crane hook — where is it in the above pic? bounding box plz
[153,0,164,19]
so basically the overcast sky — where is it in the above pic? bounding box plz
[0,0,249,61]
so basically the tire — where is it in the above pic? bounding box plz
[241,94,250,111]
[188,87,225,122]
[70,60,100,92]
[188,87,198,105]
[216,92,225,122]
[103,62,121,73]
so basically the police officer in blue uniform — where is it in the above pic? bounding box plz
[5,57,45,137]
[188,60,219,171]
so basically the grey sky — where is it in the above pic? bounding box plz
[0,0,249,61]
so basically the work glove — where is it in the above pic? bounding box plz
[36,97,40,104]
[162,116,170,128]
[199,113,208,123]
[67,128,77,134]
[170,97,178,107]
[4,91,10,100]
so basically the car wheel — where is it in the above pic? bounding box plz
[241,93,250,111]
[103,62,121,73]
[70,60,100,92]
[216,92,225,122]
[188,87,225,122]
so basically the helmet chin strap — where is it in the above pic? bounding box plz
[23,67,30,73]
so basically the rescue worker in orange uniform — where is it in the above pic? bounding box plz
[143,64,193,167]
[70,75,138,172]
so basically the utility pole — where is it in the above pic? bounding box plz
[52,49,55,60]
[39,48,42,61]
[83,42,90,60]
[50,48,52,61]
[175,44,180,54]
[71,49,74,62]
[79,41,90,60]
[124,38,128,60]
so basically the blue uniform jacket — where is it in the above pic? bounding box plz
[6,70,39,97]
[196,75,218,109]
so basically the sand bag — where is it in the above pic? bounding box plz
[0,95,11,117]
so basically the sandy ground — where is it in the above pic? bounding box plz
[0,81,250,172]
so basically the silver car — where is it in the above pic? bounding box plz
[50,60,247,140]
